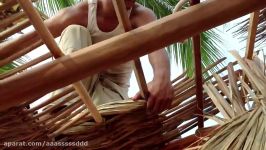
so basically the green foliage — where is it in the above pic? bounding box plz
[231,9,266,49]
[0,63,17,74]
[137,0,224,77]
[0,57,28,75]
[35,0,82,17]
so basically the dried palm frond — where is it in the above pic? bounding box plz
[192,51,266,150]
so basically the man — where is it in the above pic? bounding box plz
[46,0,173,114]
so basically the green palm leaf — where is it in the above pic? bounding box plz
[35,0,81,17]
[230,9,266,48]
[137,0,224,77]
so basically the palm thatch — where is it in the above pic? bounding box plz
[0,0,265,149]
[188,51,266,150]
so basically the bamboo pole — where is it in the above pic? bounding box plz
[18,0,103,123]
[26,86,74,114]
[33,92,78,120]
[0,11,26,29]
[1,0,265,111]
[45,101,83,127]
[0,0,17,12]
[0,19,31,41]
[112,0,149,99]
[0,53,52,79]
[48,105,87,131]
[245,11,260,60]
[190,0,204,129]
[242,11,260,87]
[48,110,89,138]
[0,39,43,67]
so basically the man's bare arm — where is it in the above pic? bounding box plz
[132,6,173,114]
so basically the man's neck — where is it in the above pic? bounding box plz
[98,0,117,19]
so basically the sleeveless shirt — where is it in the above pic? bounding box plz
[87,0,133,87]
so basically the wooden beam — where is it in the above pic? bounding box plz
[0,31,40,60]
[245,11,260,60]
[0,0,265,111]
[0,0,17,12]
[0,39,43,68]
[17,1,63,58]
[0,11,26,29]
[0,19,31,41]
[112,0,149,99]
[17,0,103,123]
[190,0,204,128]
[0,53,52,79]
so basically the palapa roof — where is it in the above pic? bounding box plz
[0,0,265,149]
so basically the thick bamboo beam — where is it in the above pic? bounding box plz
[17,2,63,58]
[190,0,204,128]
[112,0,149,99]
[17,0,103,123]
[0,0,265,111]
[245,11,260,60]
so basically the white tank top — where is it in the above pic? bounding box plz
[87,0,133,87]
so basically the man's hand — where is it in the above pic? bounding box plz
[132,77,174,114]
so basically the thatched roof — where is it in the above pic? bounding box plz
[0,0,265,149]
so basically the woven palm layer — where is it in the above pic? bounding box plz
[0,57,230,149]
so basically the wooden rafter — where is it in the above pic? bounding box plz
[190,0,204,128]
[245,11,260,60]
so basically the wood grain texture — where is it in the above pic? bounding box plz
[245,11,260,60]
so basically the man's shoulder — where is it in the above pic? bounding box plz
[131,3,157,27]
[57,1,88,26]
[133,3,155,17]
